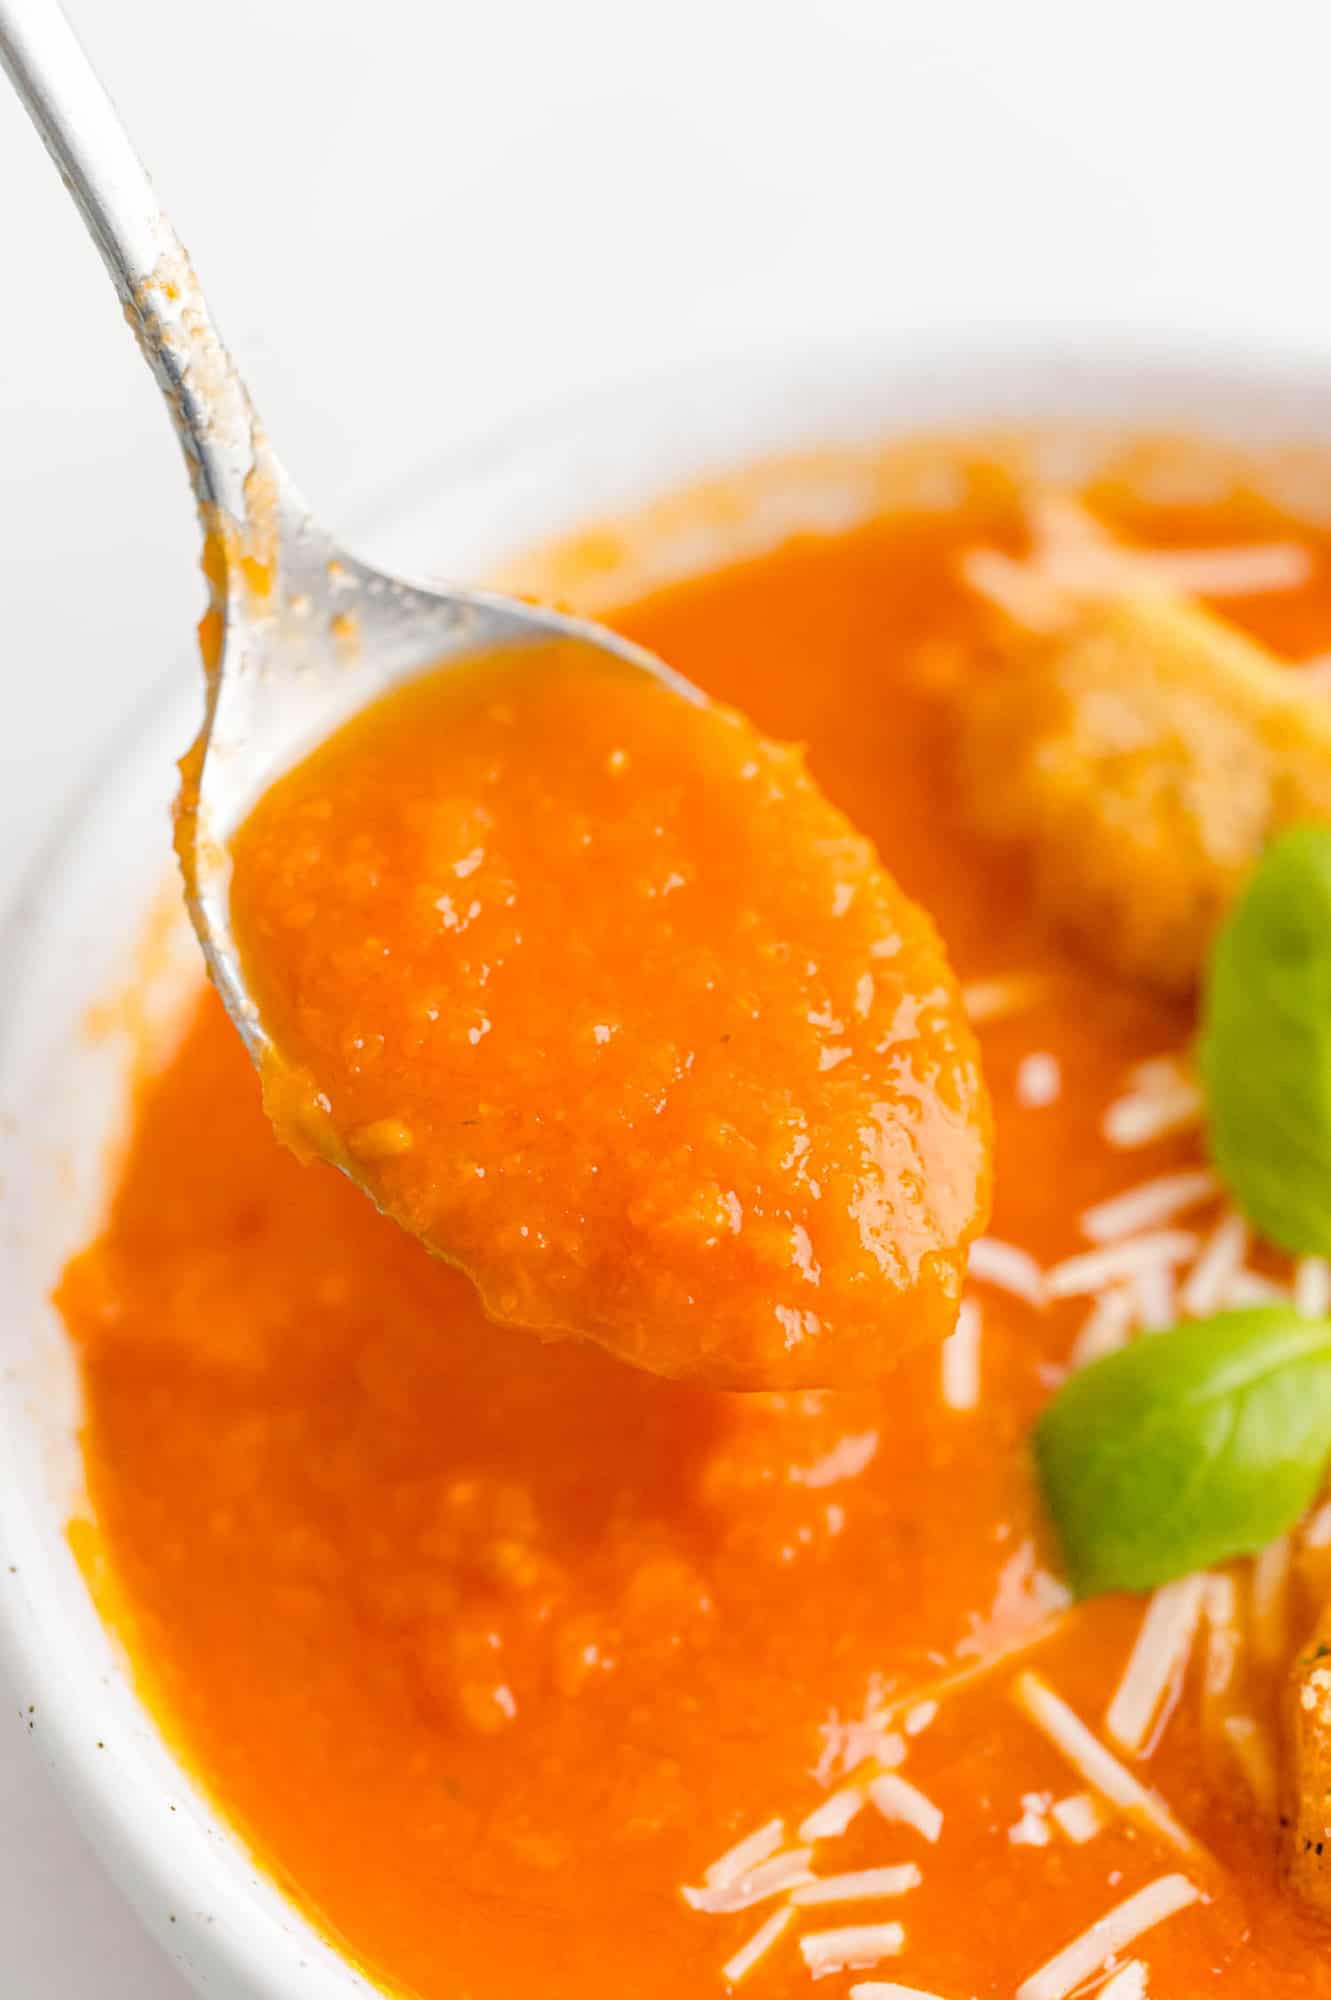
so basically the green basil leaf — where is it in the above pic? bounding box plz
[1033,1307,1331,1597]
[1198,824,1331,1257]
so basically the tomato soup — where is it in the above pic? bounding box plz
[227,645,989,1389]
[60,441,1331,1998]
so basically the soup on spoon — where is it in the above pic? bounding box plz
[0,0,991,1390]
[229,639,991,1388]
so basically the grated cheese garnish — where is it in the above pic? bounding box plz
[1296,1255,1331,1320]
[1081,1170,1219,1246]
[721,1906,794,1987]
[703,1817,786,1889]
[1069,1287,1135,1370]
[1045,1233,1199,1303]
[1103,1082,1204,1150]
[791,1864,922,1907]
[941,1298,982,1411]
[1097,1961,1149,2000]
[968,1237,1046,1307]
[799,1784,869,1843]
[867,1772,943,1844]
[849,1988,953,2000]
[1017,1052,1062,1108]
[1011,1671,1203,1860]
[1050,1792,1106,1844]
[1132,1262,1176,1336]
[1200,1572,1243,1731]
[962,973,1045,1024]
[903,1700,938,1738]
[962,547,1066,630]
[682,1846,814,1914]
[1125,1054,1194,1097]
[1179,1211,1249,1319]
[813,1676,912,1784]
[1147,541,1311,595]
[800,1922,906,1979]
[1250,1534,1293,1666]
[1105,1575,1206,1755]
[1222,1270,1290,1309]
[1015,1874,1201,2000]
[1009,1793,1053,1846]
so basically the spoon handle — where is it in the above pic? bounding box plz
[0,0,272,527]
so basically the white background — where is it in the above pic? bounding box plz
[3,0,1331,1990]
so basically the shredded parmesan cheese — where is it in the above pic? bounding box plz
[1296,1256,1331,1320]
[791,1864,922,1907]
[1125,1054,1193,1097]
[800,1922,906,1979]
[941,1298,981,1411]
[1081,1170,1218,1245]
[1103,1081,1204,1150]
[1132,1261,1177,1335]
[1050,1792,1106,1844]
[1222,1269,1290,1309]
[962,974,1044,1024]
[1147,541,1311,595]
[968,1237,1046,1307]
[721,1906,794,1986]
[1200,1572,1243,1730]
[683,1846,814,1914]
[903,1700,938,1738]
[1045,1233,1199,1302]
[962,546,1066,629]
[1250,1534,1293,1666]
[1009,1793,1053,1846]
[1011,1671,1203,1859]
[1105,1574,1206,1755]
[1179,1211,1249,1319]
[799,1785,868,1843]
[1069,1287,1135,1370]
[1097,1961,1149,2000]
[1015,1874,1201,2000]
[704,1818,786,1889]
[1017,1052,1062,1108]
[850,1988,951,2000]
[867,1772,943,1844]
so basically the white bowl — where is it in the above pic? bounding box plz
[4,325,1331,1999]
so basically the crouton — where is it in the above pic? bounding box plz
[954,504,1331,992]
[1285,1604,1331,1919]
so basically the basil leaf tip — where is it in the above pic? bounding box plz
[1199,823,1331,1258]
[1034,1306,1331,1598]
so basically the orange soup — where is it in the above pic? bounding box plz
[60,440,1331,1998]
[227,645,989,1389]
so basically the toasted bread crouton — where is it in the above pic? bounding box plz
[1285,1605,1331,1919]
[954,509,1331,992]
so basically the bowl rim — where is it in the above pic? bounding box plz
[7,317,1331,2000]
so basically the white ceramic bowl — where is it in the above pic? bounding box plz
[5,326,1331,1999]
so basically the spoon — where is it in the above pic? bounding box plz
[0,0,701,1074]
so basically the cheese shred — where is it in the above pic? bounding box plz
[1015,1873,1201,2000]
[721,1906,794,1987]
[1012,1671,1203,1860]
[1105,1574,1206,1755]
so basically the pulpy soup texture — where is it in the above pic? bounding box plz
[59,434,1331,1998]
[227,642,990,1390]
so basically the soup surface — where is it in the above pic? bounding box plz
[60,438,1331,1997]
[228,643,988,1389]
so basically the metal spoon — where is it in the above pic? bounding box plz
[0,0,700,1072]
